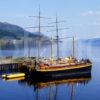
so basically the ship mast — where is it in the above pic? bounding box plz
[72,37,75,58]
[48,14,67,60]
[50,36,54,64]
[38,6,41,60]
[33,6,41,60]
[28,6,52,61]
[55,15,60,60]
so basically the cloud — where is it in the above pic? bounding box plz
[81,10,100,16]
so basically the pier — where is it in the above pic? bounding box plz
[0,57,36,71]
[0,63,20,71]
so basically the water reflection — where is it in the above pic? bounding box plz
[2,77,25,82]
[16,71,91,100]
[0,41,96,100]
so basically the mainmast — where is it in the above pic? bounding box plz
[28,6,52,61]
[56,14,60,60]
[48,14,67,60]
[38,6,41,60]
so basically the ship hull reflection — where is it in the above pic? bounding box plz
[18,70,91,89]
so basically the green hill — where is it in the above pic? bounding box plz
[0,22,48,40]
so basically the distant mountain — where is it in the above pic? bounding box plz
[85,38,100,46]
[0,22,51,49]
[78,38,100,46]
[0,22,49,40]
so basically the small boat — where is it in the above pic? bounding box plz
[2,73,25,79]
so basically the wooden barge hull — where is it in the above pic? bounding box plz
[31,64,92,79]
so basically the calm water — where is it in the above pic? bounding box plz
[0,42,100,100]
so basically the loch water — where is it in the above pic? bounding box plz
[0,41,100,100]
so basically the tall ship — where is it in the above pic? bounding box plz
[27,8,92,79]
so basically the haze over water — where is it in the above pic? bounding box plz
[0,41,100,100]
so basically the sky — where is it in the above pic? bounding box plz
[0,0,100,39]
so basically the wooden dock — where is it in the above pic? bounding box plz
[0,63,21,71]
[0,57,36,71]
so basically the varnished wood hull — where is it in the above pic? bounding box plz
[31,64,92,80]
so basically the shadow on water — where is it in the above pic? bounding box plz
[18,71,92,87]
[16,71,92,100]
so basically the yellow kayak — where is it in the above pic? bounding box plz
[2,73,25,79]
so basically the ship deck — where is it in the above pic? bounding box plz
[37,63,92,72]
